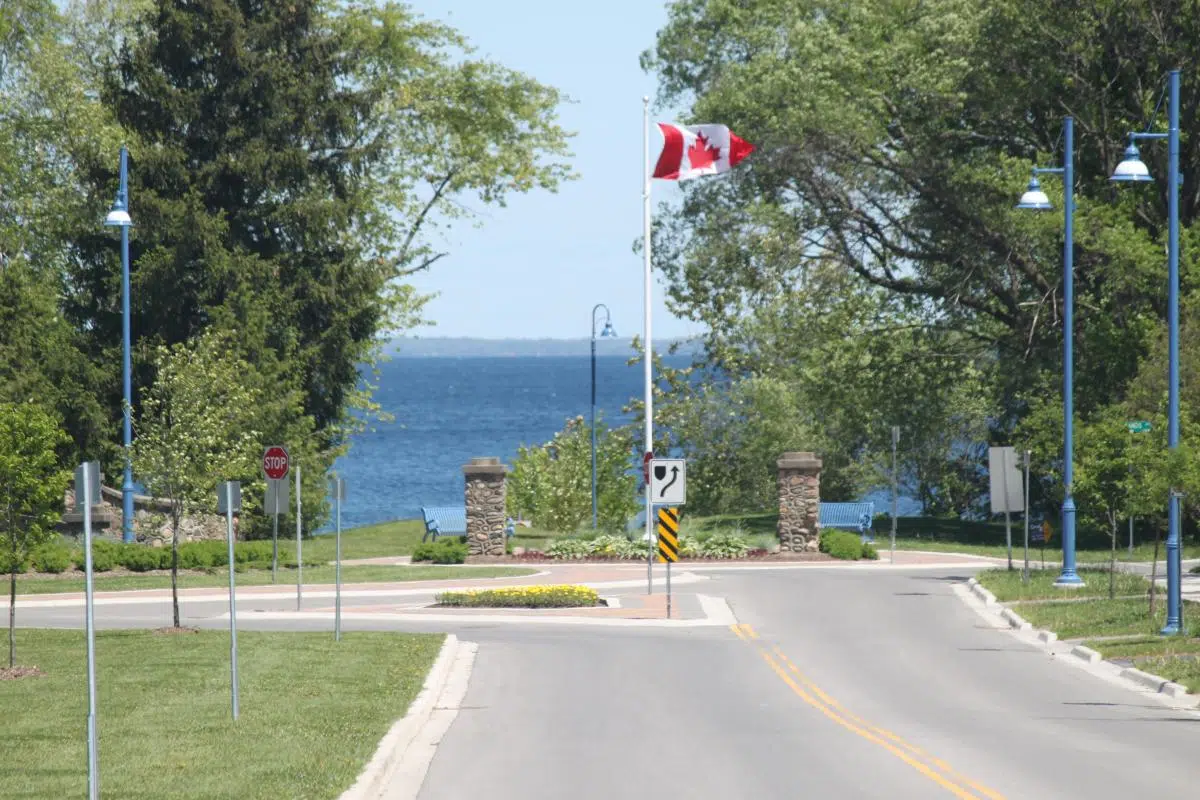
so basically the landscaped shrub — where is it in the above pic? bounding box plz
[435,584,599,608]
[862,542,879,560]
[412,540,467,564]
[678,535,702,558]
[84,540,120,572]
[177,541,218,569]
[697,532,749,559]
[545,539,590,560]
[820,529,867,560]
[31,544,72,574]
[121,545,167,572]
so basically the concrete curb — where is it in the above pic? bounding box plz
[339,633,477,800]
[951,583,1199,710]
[966,578,997,606]
[1120,667,1192,699]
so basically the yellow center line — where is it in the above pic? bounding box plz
[732,625,1004,800]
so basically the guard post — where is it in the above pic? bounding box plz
[657,507,680,618]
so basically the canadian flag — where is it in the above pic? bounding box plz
[652,122,754,180]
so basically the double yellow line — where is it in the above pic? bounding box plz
[731,623,1005,800]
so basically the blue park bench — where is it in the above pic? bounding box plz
[421,506,515,543]
[818,501,876,543]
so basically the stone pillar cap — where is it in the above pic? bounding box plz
[463,457,508,476]
[778,452,822,469]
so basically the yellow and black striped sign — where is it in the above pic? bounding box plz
[657,507,680,563]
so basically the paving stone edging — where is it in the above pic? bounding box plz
[964,578,1194,702]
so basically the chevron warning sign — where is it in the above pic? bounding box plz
[657,507,680,563]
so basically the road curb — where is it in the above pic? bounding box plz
[966,578,997,606]
[339,633,477,800]
[1120,667,1192,699]
[951,583,1200,710]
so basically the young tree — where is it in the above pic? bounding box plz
[0,400,70,667]
[132,331,262,629]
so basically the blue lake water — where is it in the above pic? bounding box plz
[329,355,920,529]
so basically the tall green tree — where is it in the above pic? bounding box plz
[132,331,262,629]
[0,401,70,667]
[64,0,571,494]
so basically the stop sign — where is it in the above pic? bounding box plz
[263,446,290,480]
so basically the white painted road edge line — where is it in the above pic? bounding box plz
[339,633,477,800]
[225,593,739,629]
[951,583,1200,713]
[3,574,710,610]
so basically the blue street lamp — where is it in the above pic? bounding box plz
[1016,116,1083,587]
[1110,69,1183,634]
[104,146,135,544]
[591,304,617,528]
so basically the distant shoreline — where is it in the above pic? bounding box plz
[386,336,703,359]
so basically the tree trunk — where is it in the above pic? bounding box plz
[171,511,181,629]
[9,568,16,668]
[1150,525,1162,615]
[1109,513,1117,601]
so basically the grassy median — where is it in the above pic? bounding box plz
[976,567,1151,603]
[13,564,536,594]
[0,629,443,799]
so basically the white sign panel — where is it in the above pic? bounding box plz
[650,459,687,505]
[265,479,290,515]
[987,447,1024,514]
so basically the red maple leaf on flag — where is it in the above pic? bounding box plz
[687,132,721,171]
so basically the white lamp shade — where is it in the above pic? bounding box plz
[104,208,132,227]
[601,322,617,338]
[1016,176,1052,211]
[1110,145,1152,182]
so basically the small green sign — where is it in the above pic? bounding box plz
[1127,421,1152,433]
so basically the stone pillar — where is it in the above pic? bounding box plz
[464,457,508,556]
[777,452,822,552]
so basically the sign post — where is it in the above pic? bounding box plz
[1126,422,1150,557]
[643,450,653,595]
[75,461,101,800]
[988,446,1024,571]
[217,481,242,720]
[263,446,290,582]
[656,507,680,618]
[331,475,346,641]
[295,464,303,611]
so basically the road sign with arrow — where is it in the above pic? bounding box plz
[650,458,686,505]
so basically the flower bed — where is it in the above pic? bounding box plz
[434,584,600,608]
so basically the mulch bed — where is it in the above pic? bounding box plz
[153,626,200,635]
[0,666,46,680]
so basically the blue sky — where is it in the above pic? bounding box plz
[406,1,696,341]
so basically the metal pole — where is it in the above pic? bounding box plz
[225,483,240,720]
[335,477,342,642]
[82,463,100,800]
[271,481,279,583]
[1023,450,1031,582]
[643,95,654,595]
[296,465,303,611]
[591,310,598,529]
[118,146,135,544]
[1163,69,1183,634]
[1056,116,1083,587]
[666,560,672,619]
[890,426,898,563]
[1002,448,1013,570]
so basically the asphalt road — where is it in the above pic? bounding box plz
[13,566,1200,798]
[416,568,1200,800]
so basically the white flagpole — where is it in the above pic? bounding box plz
[643,96,654,595]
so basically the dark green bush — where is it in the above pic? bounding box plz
[120,545,166,572]
[820,529,867,561]
[87,540,119,572]
[31,544,72,574]
[412,540,467,564]
[177,542,218,570]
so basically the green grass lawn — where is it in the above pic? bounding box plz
[976,567,1151,602]
[0,628,443,799]
[14,565,536,594]
[1132,655,1200,693]
[1084,635,1200,661]
[301,519,426,560]
[1010,597,1200,639]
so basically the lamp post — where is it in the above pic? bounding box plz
[591,304,617,528]
[104,145,135,544]
[1016,116,1083,587]
[1109,69,1183,634]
